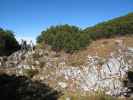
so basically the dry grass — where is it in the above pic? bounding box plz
[65,36,133,66]
[37,36,133,67]
[58,91,126,100]
[86,36,133,58]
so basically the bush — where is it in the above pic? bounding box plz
[37,24,91,53]
[37,13,133,53]
[0,28,20,56]
[23,68,38,78]
[84,13,133,40]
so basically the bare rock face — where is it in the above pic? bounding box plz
[0,42,133,97]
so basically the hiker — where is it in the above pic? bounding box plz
[29,40,35,51]
[20,39,28,51]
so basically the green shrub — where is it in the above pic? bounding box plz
[23,68,38,78]
[0,28,20,56]
[37,24,91,53]
[84,12,133,40]
[37,13,133,53]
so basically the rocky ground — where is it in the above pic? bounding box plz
[0,38,133,100]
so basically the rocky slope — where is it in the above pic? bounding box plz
[0,38,133,99]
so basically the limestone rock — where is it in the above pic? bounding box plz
[58,82,68,89]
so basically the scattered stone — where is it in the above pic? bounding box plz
[66,97,71,100]
[58,82,68,89]
[0,43,133,97]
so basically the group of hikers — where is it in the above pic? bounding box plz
[20,39,35,51]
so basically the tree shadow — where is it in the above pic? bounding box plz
[0,74,62,100]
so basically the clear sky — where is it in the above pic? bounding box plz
[0,0,133,43]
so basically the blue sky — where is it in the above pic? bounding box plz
[0,0,133,43]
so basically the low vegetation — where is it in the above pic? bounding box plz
[37,24,90,53]
[23,68,39,78]
[84,12,133,40]
[0,28,20,56]
[37,12,133,53]
[59,91,123,100]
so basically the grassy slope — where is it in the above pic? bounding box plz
[65,36,133,66]
[84,13,133,39]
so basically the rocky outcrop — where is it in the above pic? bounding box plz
[0,41,133,97]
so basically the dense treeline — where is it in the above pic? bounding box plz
[37,24,90,53]
[37,13,133,53]
[0,28,20,56]
[84,12,133,40]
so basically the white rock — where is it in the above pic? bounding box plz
[66,97,71,100]
[128,47,133,52]
[40,76,44,80]
[58,82,68,89]
[35,61,40,65]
